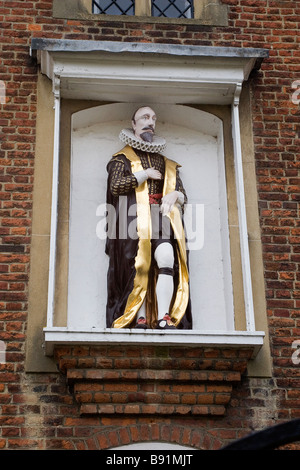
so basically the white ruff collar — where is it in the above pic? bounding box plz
[119,128,166,154]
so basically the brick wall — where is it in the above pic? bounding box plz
[0,0,299,450]
[54,345,254,418]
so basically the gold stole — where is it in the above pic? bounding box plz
[112,145,189,328]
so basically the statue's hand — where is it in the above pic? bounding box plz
[145,167,162,180]
[160,191,179,216]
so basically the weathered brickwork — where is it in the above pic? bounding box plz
[54,345,254,418]
[0,0,299,450]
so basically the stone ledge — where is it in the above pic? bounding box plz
[44,328,265,356]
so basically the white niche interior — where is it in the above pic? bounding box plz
[67,103,234,331]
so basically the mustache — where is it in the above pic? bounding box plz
[142,126,154,132]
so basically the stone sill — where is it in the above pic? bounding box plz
[60,13,228,27]
[43,327,264,357]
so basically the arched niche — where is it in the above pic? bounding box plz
[67,102,234,331]
[110,442,195,450]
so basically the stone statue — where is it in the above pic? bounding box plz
[105,106,192,330]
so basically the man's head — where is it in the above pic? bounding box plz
[132,106,157,143]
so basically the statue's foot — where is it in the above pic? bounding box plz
[156,314,176,330]
[134,317,149,329]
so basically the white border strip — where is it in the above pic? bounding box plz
[231,85,255,331]
[46,75,60,328]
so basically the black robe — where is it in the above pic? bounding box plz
[105,147,192,329]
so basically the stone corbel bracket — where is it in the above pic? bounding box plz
[55,344,255,417]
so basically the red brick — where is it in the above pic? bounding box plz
[0,0,298,451]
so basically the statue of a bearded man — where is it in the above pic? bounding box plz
[105,106,192,330]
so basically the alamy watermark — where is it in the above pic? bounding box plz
[289,82,300,364]
[292,340,300,365]
[96,199,205,251]
[292,80,300,105]
[0,341,6,364]
[0,80,6,105]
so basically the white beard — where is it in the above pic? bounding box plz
[119,128,167,154]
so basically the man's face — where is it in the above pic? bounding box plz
[132,107,157,142]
